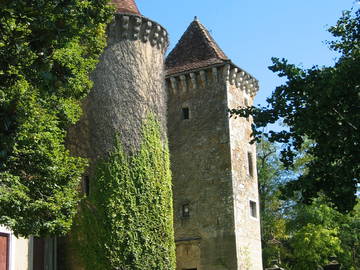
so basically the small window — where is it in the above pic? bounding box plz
[250,200,257,218]
[182,204,190,218]
[244,98,249,107]
[182,107,190,120]
[247,152,254,177]
[84,176,90,196]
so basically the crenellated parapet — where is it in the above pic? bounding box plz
[113,13,169,51]
[166,64,259,97]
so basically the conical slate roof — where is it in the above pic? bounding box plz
[166,18,229,76]
[112,0,141,15]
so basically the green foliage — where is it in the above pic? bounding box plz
[0,0,114,236]
[257,138,360,270]
[73,117,176,270]
[231,8,360,212]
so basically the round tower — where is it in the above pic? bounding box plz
[69,0,169,160]
[62,1,174,269]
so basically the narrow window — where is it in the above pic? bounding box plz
[244,98,249,107]
[182,204,190,218]
[244,98,250,121]
[247,152,254,177]
[182,107,190,120]
[84,176,90,196]
[250,201,257,218]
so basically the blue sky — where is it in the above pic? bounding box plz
[136,0,357,106]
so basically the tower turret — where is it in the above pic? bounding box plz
[166,18,262,270]
[63,1,174,269]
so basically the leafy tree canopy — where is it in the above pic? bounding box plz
[0,0,113,237]
[231,8,360,212]
[257,138,360,269]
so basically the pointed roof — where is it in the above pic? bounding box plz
[112,0,141,15]
[166,18,229,76]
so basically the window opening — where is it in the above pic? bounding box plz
[247,152,254,177]
[84,176,90,196]
[250,201,257,218]
[182,204,190,218]
[182,107,190,120]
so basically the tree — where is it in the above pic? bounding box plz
[257,138,288,267]
[0,0,113,237]
[257,138,360,269]
[231,8,360,212]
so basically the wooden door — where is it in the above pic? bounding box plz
[33,237,45,270]
[0,233,9,270]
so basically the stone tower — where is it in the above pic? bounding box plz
[68,0,169,160]
[165,18,263,270]
[62,0,171,269]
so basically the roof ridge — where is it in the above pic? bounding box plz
[195,20,228,60]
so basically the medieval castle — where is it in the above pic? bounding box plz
[0,0,263,269]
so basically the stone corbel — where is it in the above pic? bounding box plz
[151,25,161,47]
[170,77,177,93]
[199,70,206,87]
[236,72,242,88]
[133,17,142,40]
[122,16,130,38]
[212,67,218,82]
[180,75,187,92]
[143,21,152,42]
[223,64,230,82]
[190,73,197,89]
[230,68,238,85]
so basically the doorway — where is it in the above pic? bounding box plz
[0,233,9,270]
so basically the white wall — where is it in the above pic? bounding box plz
[0,226,32,270]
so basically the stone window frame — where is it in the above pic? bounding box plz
[182,107,190,120]
[247,151,254,178]
[249,200,258,219]
[182,203,190,218]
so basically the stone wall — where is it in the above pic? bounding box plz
[167,66,237,270]
[227,81,263,270]
[167,64,262,270]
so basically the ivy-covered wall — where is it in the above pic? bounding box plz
[73,117,176,270]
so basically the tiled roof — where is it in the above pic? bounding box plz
[112,0,141,15]
[166,18,229,76]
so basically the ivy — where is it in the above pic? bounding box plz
[73,117,176,270]
[0,0,114,236]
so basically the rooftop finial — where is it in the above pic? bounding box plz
[194,16,198,21]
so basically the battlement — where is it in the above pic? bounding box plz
[165,64,259,97]
[113,13,169,51]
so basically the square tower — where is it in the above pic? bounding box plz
[166,18,263,270]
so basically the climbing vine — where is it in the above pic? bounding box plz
[74,117,176,270]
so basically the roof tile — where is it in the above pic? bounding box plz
[112,0,141,15]
[166,18,229,76]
